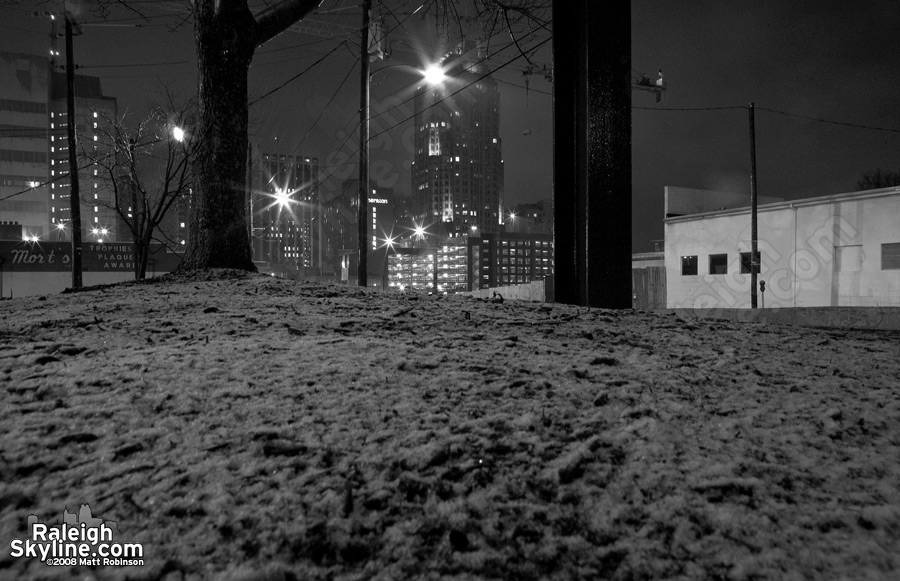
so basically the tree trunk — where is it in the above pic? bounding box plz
[182,1,258,271]
[180,0,328,271]
[135,234,151,280]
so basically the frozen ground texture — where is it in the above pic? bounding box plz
[1,270,899,581]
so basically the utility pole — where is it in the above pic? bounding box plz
[357,0,372,287]
[65,14,83,290]
[749,102,758,308]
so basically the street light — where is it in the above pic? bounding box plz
[380,235,396,290]
[413,224,428,245]
[359,56,445,287]
[274,187,292,209]
[422,64,446,86]
[55,222,66,241]
[171,126,185,143]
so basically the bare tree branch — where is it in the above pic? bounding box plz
[254,0,324,46]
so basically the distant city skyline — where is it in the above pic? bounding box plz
[2,2,899,252]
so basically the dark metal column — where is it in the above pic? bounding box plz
[553,1,632,308]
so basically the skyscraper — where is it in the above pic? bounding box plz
[411,46,504,237]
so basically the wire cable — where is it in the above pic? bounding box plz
[249,40,349,106]
[369,35,553,143]
[757,106,900,135]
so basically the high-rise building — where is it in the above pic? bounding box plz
[319,179,395,280]
[1,51,119,242]
[336,179,396,251]
[49,72,119,242]
[249,151,320,273]
[411,46,504,236]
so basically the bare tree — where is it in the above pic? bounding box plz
[857,168,900,191]
[81,99,195,280]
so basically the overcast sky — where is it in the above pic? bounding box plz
[2,1,899,252]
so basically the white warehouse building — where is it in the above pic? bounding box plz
[665,186,900,309]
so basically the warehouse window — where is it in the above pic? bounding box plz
[740,251,761,274]
[835,245,862,272]
[882,243,900,270]
[709,253,728,275]
[681,255,698,276]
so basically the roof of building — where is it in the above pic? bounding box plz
[664,185,900,224]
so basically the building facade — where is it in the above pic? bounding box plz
[507,199,553,235]
[411,47,504,236]
[49,72,119,242]
[665,186,900,308]
[387,246,438,292]
[1,53,52,241]
[467,232,554,291]
[386,232,554,294]
[1,52,119,243]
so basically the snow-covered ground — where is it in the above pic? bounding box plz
[1,270,898,580]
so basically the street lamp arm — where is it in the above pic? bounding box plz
[370,63,426,79]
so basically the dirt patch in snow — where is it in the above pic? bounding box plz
[1,270,898,580]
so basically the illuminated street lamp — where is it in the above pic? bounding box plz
[380,235,396,290]
[413,224,428,245]
[422,64,446,86]
[90,227,109,243]
[359,56,446,287]
[171,125,185,143]
[55,222,66,241]
[274,187,292,209]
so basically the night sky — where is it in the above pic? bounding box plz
[2,1,899,252]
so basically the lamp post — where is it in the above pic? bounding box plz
[357,41,446,287]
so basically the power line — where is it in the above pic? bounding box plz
[249,41,349,106]
[79,59,193,69]
[317,32,552,184]
[633,105,746,111]
[369,35,553,143]
[295,60,358,153]
[633,104,900,134]
[757,106,900,135]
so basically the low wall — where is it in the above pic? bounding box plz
[462,279,547,302]
[0,270,169,298]
[0,241,181,298]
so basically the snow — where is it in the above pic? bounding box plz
[1,269,898,580]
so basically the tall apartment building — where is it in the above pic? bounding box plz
[411,47,504,236]
[249,151,320,272]
[1,52,119,242]
[49,72,119,241]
